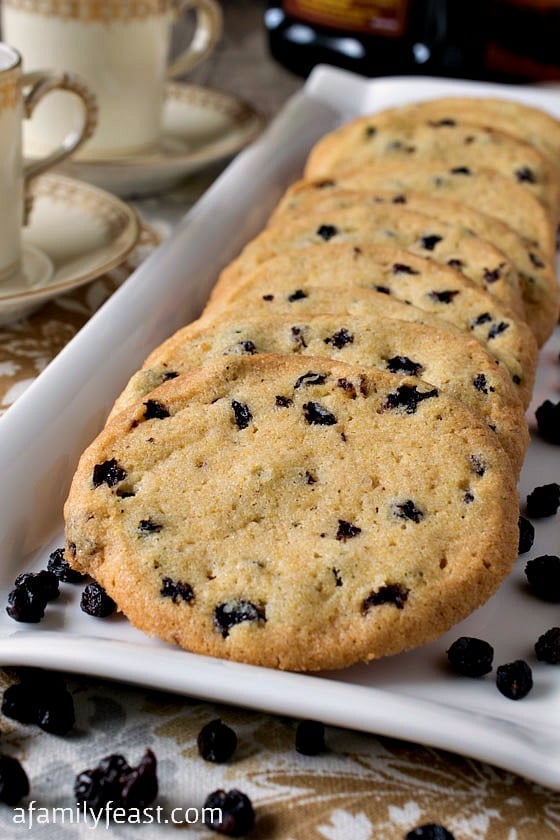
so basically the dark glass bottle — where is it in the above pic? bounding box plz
[485,0,560,82]
[264,1,491,80]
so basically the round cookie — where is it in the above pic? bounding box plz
[299,158,556,258]
[204,243,538,406]
[216,204,525,321]
[64,354,519,672]
[304,111,560,217]
[268,184,559,346]
[107,311,528,475]
[360,97,560,180]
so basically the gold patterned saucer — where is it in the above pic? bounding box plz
[49,83,265,197]
[0,244,54,302]
[0,173,139,325]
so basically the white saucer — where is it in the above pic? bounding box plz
[49,83,265,198]
[0,173,139,325]
[0,244,54,305]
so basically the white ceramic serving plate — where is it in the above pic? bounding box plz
[1,66,559,789]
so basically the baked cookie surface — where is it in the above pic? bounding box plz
[65,355,519,672]
[300,158,556,258]
[206,243,537,405]
[107,311,528,475]
[217,204,525,321]
[304,112,560,216]
[270,184,558,345]
[358,97,560,179]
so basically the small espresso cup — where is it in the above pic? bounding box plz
[0,42,96,284]
[2,0,223,160]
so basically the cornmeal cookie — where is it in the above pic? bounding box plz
[204,244,538,405]
[304,113,560,217]
[107,311,528,475]
[268,185,558,345]
[216,205,525,320]
[64,354,519,672]
[300,159,556,258]
[363,97,560,180]
[207,272,472,341]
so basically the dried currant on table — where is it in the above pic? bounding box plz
[80,582,117,617]
[524,555,560,601]
[204,788,255,836]
[119,749,158,809]
[1,683,36,724]
[14,571,59,602]
[535,627,560,664]
[405,825,455,840]
[35,688,76,735]
[517,516,535,555]
[496,660,533,700]
[526,483,560,518]
[2,668,75,735]
[535,399,560,444]
[446,637,494,677]
[5,585,47,623]
[75,749,157,811]
[47,547,87,583]
[5,569,60,623]
[75,754,131,811]
[197,719,238,763]
[295,720,326,756]
[0,754,30,805]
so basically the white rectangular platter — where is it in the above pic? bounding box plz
[1,66,559,789]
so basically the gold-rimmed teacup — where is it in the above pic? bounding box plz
[0,42,96,284]
[3,0,223,160]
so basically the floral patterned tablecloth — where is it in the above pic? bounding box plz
[2,666,559,840]
[0,223,163,416]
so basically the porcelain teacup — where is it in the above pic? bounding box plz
[0,42,96,285]
[2,0,223,160]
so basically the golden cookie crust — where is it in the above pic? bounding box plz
[108,311,528,475]
[205,243,537,406]
[65,354,519,672]
[304,111,560,217]
[270,184,558,346]
[300,158,556,258]
[216,204,525,322]
[359,97,560,180]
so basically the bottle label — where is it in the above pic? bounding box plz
[283,0,410,36]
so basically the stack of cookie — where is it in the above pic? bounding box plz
[64,97,560,672]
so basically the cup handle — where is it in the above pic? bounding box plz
[166,0,223,79]
[21,70,98,222]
